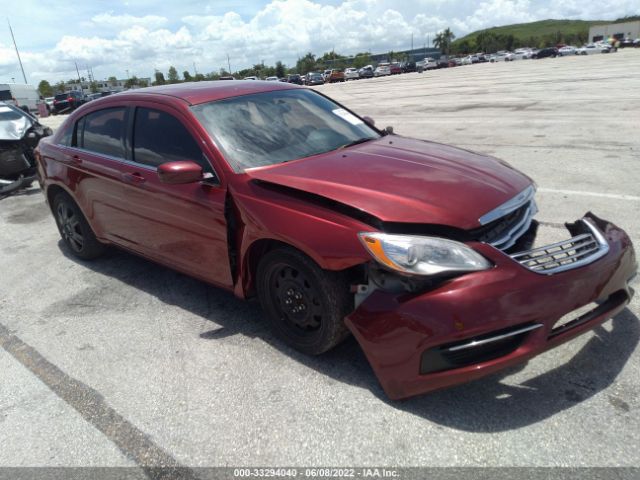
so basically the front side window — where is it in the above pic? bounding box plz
[191,89,379,172]
[80,107,127,158]
[133,107,210,172]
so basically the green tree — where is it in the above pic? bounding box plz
[54,81,66,93]
[153,71,166,86]
[194,73,206,82]
[124,76,140,89]
[275,61,286,78]
[108,76,117,87]
[296,52,317,74]
[167,66,180,84]
[89,81,99,93]
[434,28,456,55]
[183,70,192,82]
[352,52,371,68]
[37,80,53,97]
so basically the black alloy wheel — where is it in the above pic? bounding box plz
[53,192,105,260]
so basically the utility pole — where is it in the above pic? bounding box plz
[74,61,81,83]
[193,62,198,76]
[8,19,27,83]
[411,33,414,52]
[227,53,231,74]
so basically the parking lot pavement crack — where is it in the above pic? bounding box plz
[0,322,200,480]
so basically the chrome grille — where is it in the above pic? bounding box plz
[476,185,537,251]
[487,200,537,250]
[510,218,609,274]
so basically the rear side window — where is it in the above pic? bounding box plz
[133,107,209,171]
[80,107,127,158]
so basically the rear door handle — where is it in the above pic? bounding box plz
[121,172,146,184]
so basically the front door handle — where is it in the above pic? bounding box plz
[122,172,146,184]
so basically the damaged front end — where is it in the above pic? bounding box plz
[0,102,52,196]
[346,206,636,400]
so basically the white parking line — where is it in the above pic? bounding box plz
[538,188,640,202]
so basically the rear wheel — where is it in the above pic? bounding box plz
[257,247,352,355]
[53,192,105,260]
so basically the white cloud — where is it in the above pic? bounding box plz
[1,0,638,84]
[90,13,169,30]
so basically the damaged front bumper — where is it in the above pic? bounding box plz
[345,213,637,400]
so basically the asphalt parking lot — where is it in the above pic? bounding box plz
[1,50,639,470]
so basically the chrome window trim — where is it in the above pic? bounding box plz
[479,184,536,226]
[62,146,221,184]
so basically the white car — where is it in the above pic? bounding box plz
[243,76,258,80]
[265,76,279,81]
[344,68,359,80]
[514,48,534,59]
[558,46,577,56]
[374,64,391,77]
[490,52,511,62]
[576,44,610,55]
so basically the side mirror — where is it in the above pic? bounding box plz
[157,161,203,184]
[385,126,394,135]
[362,116,375,127]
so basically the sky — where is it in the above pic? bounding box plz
[1,0,638,85]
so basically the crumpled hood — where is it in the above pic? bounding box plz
[245,136,532,230]
[0,103,32,141]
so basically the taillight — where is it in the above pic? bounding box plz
[67,97,74,102]
[53,100,58,104]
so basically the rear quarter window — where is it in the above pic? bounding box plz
[80,107,127,159]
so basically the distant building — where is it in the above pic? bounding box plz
[64,78,151,95]
[588,21,640,43]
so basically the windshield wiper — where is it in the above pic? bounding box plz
[338,137,374,150]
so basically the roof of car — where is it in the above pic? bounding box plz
[116,80,301,105]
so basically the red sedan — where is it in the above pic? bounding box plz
[35,81,637,400]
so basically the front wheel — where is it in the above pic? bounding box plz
[53,192,106,260]
[257,247,352,355]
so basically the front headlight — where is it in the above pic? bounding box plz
[358,232,491,276]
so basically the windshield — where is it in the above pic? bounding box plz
[191,89,379,172]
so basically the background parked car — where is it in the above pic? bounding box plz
[374,64,391,76]
[577,44,611,55]
[52,91,86,114]
[0,101,52,195]
[358,66,374,78]
[534,47,558,58]
[287,74,304,85]
[325,70,345,83]
[344,68,359,80]
[400,61,416,73]
[44,96,55,112]
[558,46,577,56]
[389,63,402,75]
[306,73,325,86]
[265,76,279,81]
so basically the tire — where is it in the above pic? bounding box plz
[53,192,106,260]
[256,247,352,355]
